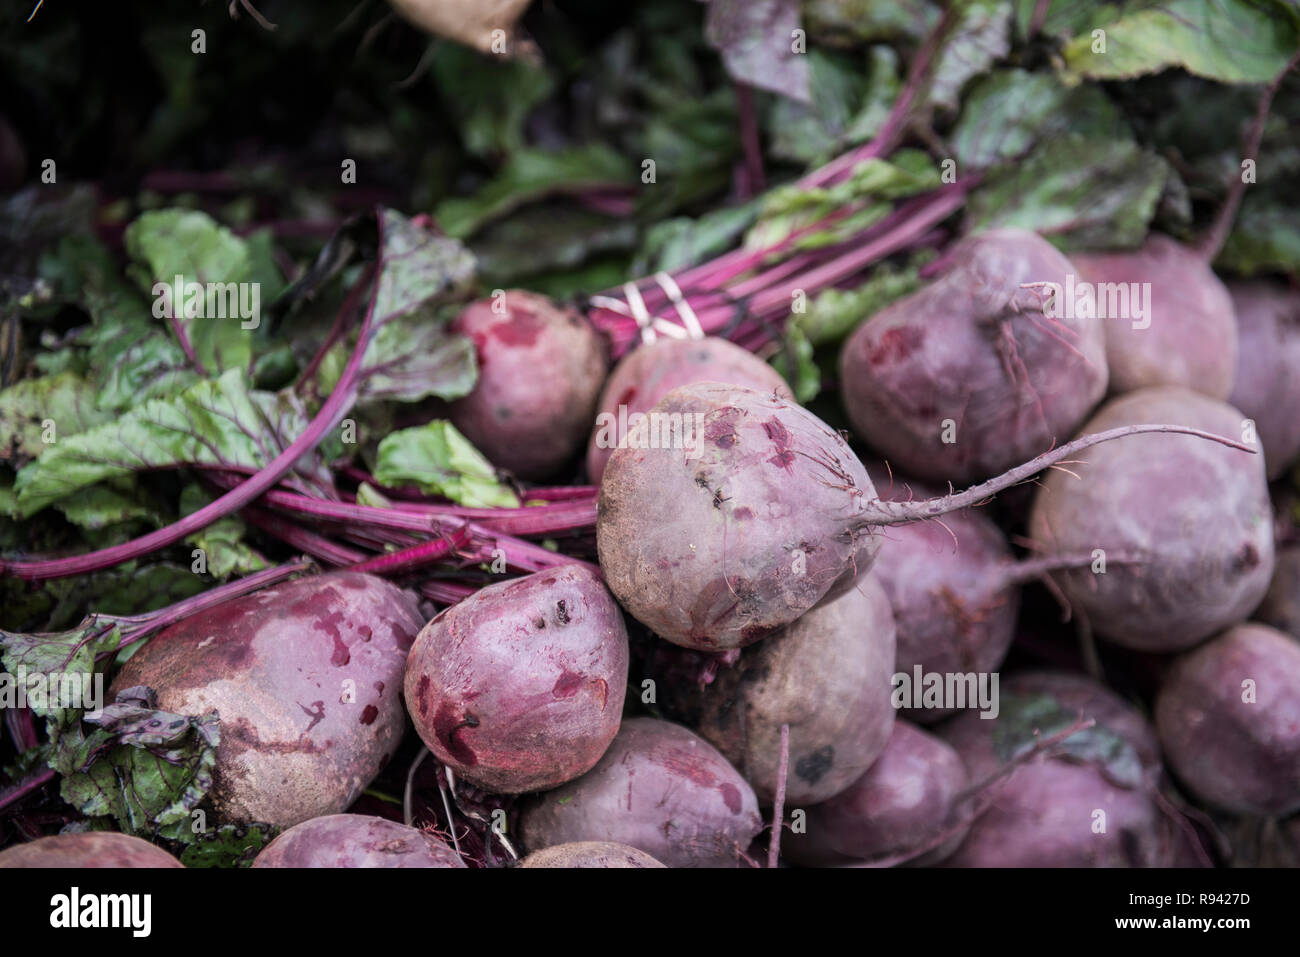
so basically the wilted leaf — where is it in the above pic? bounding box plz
[701,0,811,101]
[992,692,1144,789]
[0,371,114,466]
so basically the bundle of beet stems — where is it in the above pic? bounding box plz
[0,14,969,612]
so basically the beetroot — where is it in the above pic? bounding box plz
[519,717,763,867]
[839,228,1107,484]
[686,572,896,805]
[1155,623,1300,816]
[1072,234,1237,399]
[1227,279,1300,479]
[252,814,465,868]
[785,721,968,866]
[1256,543,1300,639]
[449,289,607,479]
[404,564,629,793]
[585,336,789,485]
[599,382,1254,651]
[868,487,1018,722]
[1028,387,1274,651]
[0,832,183,868]
[110,572,423,827]
[941,671,1179,867]
[519,841,665,868]
[598,383,882,650]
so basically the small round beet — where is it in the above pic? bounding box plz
[840,228,1107,484]
[110,572,424,827]
[1073,233,1237,399]
[252,814,464,868]
[1155,623,1300,816]
[1227,279,1300,480]
[597,383,881,650]
[520,717,763,868]
[687,573,896,805]
[404,564,629,793]
[785,721,968,866]
[449,290,607,479]
[1028,386,1273,651]
[586,336,789,484]
[868,485,1018,722]
[519,841,665,868]
[0,832,183,868]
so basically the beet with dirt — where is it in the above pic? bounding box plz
[0,832,184,868]
[519,841,665,868]
[1028,386,1273,652]
[586,336,790,485]
[449,289,607,479]
[110,572,424,827]
[940,671,1181,867]
[683,572,897,805]
[1155,623,1300,816]
[252,814,465,868]
[785,721,969,866]
[839,228,1107,484]
[519,717,763,867]
[404,563,629,794]
[1072,234,1237,399]
[1227,279,1300,480]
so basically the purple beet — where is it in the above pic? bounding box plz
[1227,279,1300,480]
[252,814,465,868]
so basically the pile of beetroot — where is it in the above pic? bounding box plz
[3,8,1300,873]
[5,223,1299,868]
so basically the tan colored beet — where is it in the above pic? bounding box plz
[449,290,607,479]
[598,383,881,650]
[520,718,763,868]
[519,841,665,868]
[586,336,789,484]
[1155,623,1300,816]
[688,573,897,805]
[0,832,183,868]
[1073,234,1237,399]
[1028,387,1273,651]
[110,572,424,827]
[404,564,629,793]
[252,814,464,868]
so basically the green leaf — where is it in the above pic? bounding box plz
[702,0,811,101]
[373,420,520,508]
[918,0,1013,113]
[0,619,120,732]
[436,146,634,239]
[1062,0,1300,84]
[59,686,220,836]
[766,49,900,167]
[179,823,275,867]
[180,485,268,579]
[359,210,479,405]
[56,482,166,531]
[12,369,330,517]
[431,44,555,159]
[965,135,1168,249]
[950,69,1128,170]
[471,205,639,286]
[1217,192,1300,275]
[747,151,940,251]
[124,209,262,376]
[770,326,820,402]
[803,0,940,45]
[634,201,761,274]
[0,372,115,466]
[789,258,928,345]
[992,692,1144,789]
